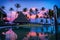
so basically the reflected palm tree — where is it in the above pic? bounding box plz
[41,27,44,32]
[46,26,48,33]
[15,3,21,11]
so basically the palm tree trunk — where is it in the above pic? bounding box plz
[54,14,58,40]
[1,13,2,21]
[10,11,12,22]
[16,8,18,12]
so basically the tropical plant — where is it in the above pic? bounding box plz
[1,6,5,10]
[9,8,14,21]
[15,3,21,11]
[9,8,14,11]
[48,9,54,18]
[0,6,5,21]
[23,8,27,12]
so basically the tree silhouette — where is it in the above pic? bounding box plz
[48,9,54,18]
[15,3,21,11]
[58,8,60,17]
[23,8,27,12]
[9,8,14,21]
[53,5,58,40]
[0,6,5,20]
[9,8,14,11]
[35,8,38,14]
[1,6,5,10]
[0,6,7,25]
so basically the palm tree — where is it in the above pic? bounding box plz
[48,9,54,19]
[0,6,8,25]
[15,3,21,11]
[9,8,14,11]
[0,6,5,21]
[58,8,60,17]
[1,6,5,10]
[23,8,27,12]
[53,5,58,40]
[9,8,14,22]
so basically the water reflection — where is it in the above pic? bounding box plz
[30,25,55,34]
[0,25,56,40]
[27,25,55,40]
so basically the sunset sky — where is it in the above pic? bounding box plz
[0,0,60,13]
[0,0,60,21]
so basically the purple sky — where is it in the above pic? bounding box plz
[0,0,60,13]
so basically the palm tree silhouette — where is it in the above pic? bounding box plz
[15,3,21,11]
[23,8,27,12]
[58,8,60,17]
[0,6,8,24]
[1,6,5,10]
[9,8,14,22]
[53,5,58,40]
[48,9,53,18]
[0,6,5,21]
[9,8,14,11]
